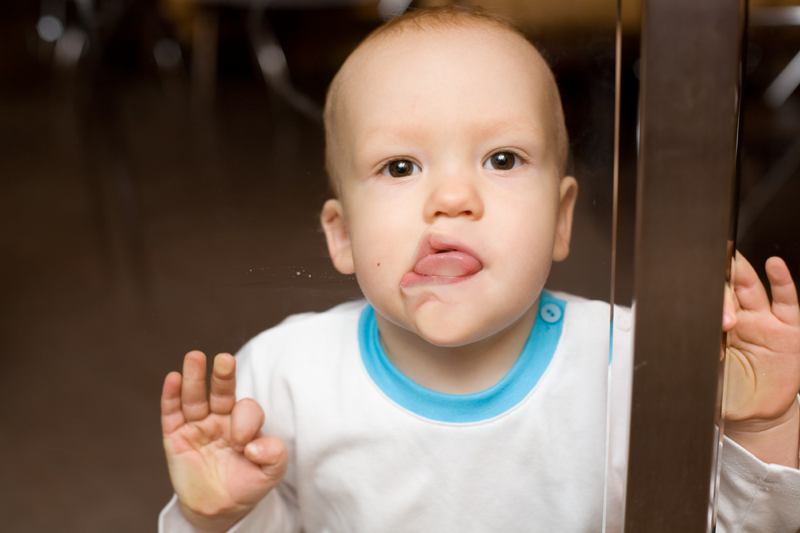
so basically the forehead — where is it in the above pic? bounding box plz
[335,24,555,144]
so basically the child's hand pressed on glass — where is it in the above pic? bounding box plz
[722,253,800,466]
[161,351,288,528]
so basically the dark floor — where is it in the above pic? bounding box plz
[1,4,798,532]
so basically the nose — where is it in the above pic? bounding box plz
[422,170,484,222]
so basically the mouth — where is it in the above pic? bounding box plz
[400,234,484,289]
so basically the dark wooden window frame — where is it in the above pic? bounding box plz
[614,1,746,531]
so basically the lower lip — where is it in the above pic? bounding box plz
[399,271,480,289]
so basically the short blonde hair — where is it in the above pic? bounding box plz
[323,5,569,194]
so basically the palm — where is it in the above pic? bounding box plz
[165,414,273,512]
[161,351,286,521]
[723,255,800,423]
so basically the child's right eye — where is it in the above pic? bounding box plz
[381,159,420,178]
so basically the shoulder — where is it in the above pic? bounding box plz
[236,299,367,370]
[232,299,367,403]
[549,291,610,333]
[546,290,632,365]
[237,300,366,357]
[551,291,634,370]
[549,290,632,331]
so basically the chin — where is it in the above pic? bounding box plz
[412,311,491,348]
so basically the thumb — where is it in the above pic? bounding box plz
[245,436,288,482]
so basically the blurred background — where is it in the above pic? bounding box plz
[0,0,797,531]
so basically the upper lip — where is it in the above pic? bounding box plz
[411,233,484,269]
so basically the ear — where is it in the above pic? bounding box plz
[552,176,578,262]
[320,199,355,275]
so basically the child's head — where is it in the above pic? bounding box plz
[320,6,578,347]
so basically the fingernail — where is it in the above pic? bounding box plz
[246,442,260,455]
[216,355,234,374]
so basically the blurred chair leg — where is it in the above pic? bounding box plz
[247,7,322,123]
[764,49,800,109]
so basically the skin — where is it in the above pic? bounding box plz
[161,352,287,531]
[159,21,800,531]
[321,25,577,393]
[721,253,800,467]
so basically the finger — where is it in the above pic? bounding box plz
[161,371,185,436]
[181,350,209,421]
[766,256,800,326]
[231,398,265,452]
[209,353,236,414]
[732,251,770,313]
[244,436,285,465]
[245,436,288,481]
[721,282,738,332]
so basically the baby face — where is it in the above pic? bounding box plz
[322,24,577,347]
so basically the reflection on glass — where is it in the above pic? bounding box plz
[604,1,641,529]
[474,2,617,532]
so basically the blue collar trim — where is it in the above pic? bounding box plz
[358,293,566,423]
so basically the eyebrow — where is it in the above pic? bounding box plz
[355,118,549,161]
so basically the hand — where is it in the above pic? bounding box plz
[721,253,800,467]
[161,351,288,531]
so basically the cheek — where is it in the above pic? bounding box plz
[348,215,415,290]
[347,192,419,260]
[490,184,559,241]
[486,192,559,278]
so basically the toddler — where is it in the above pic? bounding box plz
[159,7,800,532]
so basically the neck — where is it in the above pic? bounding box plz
[375,301,539,394]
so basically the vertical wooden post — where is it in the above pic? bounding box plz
[622,1,745,531]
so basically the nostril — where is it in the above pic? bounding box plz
[431,207,477,219]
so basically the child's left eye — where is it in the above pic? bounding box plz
[380,159,421,178]
[483,151,520,171]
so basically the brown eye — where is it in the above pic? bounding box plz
[383,159,419,178]
[485,151,519,171]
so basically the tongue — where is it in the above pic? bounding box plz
[414,251,482,277]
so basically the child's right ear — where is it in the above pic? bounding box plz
[320,199,355,275]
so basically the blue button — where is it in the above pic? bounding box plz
[540,302,562,324]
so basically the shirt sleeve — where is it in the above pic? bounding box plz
[716,436,800,532]
[158,489,299,533]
